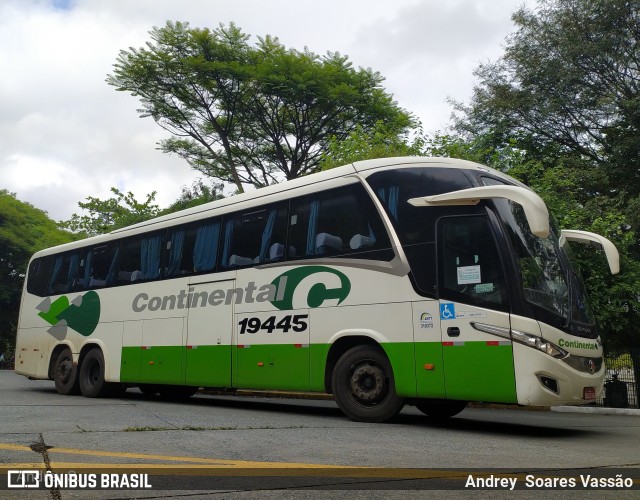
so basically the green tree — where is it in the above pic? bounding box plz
[0,191,77,361]
[107,21,416,192]
[319,121,424,170]
[453,0,640,232]
[59,188,160,237]
[160,179,225,213]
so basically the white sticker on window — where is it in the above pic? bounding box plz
[457,265,481,285]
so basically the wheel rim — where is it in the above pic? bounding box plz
[348,360,388,406]
[57,358,73,385]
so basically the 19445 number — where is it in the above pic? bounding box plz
[238,314,308,334]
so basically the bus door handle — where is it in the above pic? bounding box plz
[447,327,460,337]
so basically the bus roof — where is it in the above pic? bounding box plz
[34,156,516,258]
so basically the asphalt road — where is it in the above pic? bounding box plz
[0,370,638,499]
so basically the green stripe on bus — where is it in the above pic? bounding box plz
[442,342,517,403]
[120,341,517,404]
[414,342,446,399]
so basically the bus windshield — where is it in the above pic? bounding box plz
[493,198,596,337]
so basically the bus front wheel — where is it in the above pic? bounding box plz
[79,348,109,398]
[414,399,467,419]
[53,348,79,395]
[332,345,404,423]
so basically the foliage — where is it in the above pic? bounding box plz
[59,180,226,238]
[424,133,527,170]
[107,21,416,192]
[605,352,633,370]
[160,179,225,214]
[319,121,424,170]
[59,187,160,237]
[0,191,77,356]
[453,0,640,237]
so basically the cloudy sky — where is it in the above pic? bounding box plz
[0,0,523,221]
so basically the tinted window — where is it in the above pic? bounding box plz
[367,167,473,245]
[366,167,474,295]
[77,244,119,290]
[288,184,393,261]
[118,232,163,284]
[46,252,81,295]
[438,216,509,311]
[27,257,53,297]
[222,205,287,268]
[166,220,220,276]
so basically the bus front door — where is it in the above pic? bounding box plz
[437,215,517,404]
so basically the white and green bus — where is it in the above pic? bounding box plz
[16,157,620,422]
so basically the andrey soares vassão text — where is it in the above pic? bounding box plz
[465,474,635,490]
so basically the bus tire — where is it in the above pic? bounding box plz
[332,345,404,423]
[414,399,467,419]
[53,348,79,395]
[79,348,108,398]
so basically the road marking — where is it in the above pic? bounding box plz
[0,442,351,469]
[2,443,637,484]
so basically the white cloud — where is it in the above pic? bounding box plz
[0,0,521,221]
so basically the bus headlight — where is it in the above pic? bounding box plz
[511,329,568,359]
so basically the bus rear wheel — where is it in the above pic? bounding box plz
[53,348,79,395]
[414,399,467,419]
[79,348,109,398]
[332,345,404,422]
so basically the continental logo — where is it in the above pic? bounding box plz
[37,291,101,337]
[132,266,351,313]
[558,339,598,350]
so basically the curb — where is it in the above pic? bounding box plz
[551,405,640,416]
[198,389,640,415]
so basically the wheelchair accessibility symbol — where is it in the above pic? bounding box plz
[440,303,456,320]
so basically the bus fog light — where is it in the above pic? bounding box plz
[538,375,559,394]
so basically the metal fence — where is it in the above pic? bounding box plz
[595,348,639,409]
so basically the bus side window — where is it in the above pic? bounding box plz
[47,252,81,295]
[438,216,509,310]
[221,205,287,269]
[27,257,53,297]
[192,221,219,272]
[165,220,220,277]
[119,233,163,283]
[288,184,393,261]
[79,244,119,289]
